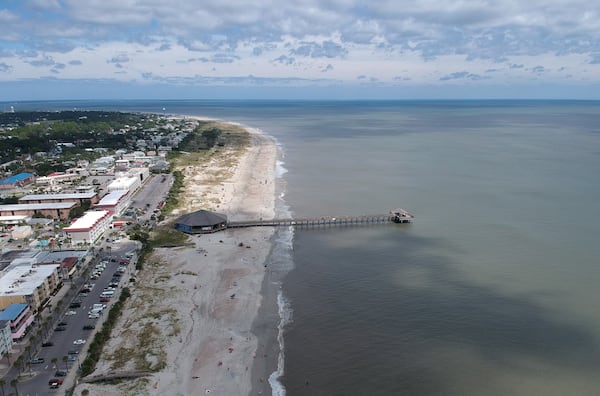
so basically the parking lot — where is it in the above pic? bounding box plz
[7,173,172,394]
[17,241,138,395]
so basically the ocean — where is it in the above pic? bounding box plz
[7,99,600,395]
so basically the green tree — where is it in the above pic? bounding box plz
[51,357,58,368]
[0,378,5,396]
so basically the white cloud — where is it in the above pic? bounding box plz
[0,1,598,96]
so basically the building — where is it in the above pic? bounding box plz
[0,172,35,190]
[34,172,83,189]
[0,303,34,341]
[0,202,76,220]
[174,210,228,234]
[0,215,29,226]
[129,167,150,183]
[19,192,98,205]
[115,159,129,171]
[10,225,32,240]
[0,319,12,357]
[62,210,111,245]
[107,175,140,194]
[93,190,130,216]
[0,265,60,312]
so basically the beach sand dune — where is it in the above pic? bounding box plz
[73,121,278,396]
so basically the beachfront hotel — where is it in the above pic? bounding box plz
[62,210,112,245]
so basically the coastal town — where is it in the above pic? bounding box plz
[0,111,199,394]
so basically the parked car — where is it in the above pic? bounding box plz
[54,326,66,331]
[82,325,95,330]
[58,321,68,326]
[31,357,45,364]
[69,302,81,308]
[65,310,77,316]
[42,342,54,347]
[55,370,67,377]
[49,378,63,388]
[73,339,86,345]
[68,350,79,355]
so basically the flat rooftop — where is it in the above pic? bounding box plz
[0,202,76,211]
[19,192,97,201]
[0,303,28,320]
[0,264,60,297]
[0,173,33,184]
[64,210,110,231]
[96,190,128,206]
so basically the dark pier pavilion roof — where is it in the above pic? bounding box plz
[175,210,228,227]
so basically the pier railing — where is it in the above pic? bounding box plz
[227,209,413,229]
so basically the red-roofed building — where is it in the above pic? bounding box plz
[63,210,112,245]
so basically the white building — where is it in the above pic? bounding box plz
[0,215,29,225]
[0,320,12,357]
[108,176,140,194]
[34,173,82,188]
[94,190,130,216]
[129,167,150,183]
[63,210,112,245]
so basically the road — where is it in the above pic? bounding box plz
[3,171,173,395]
[130,173,173,223]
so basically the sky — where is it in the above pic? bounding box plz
[1,0,600,100]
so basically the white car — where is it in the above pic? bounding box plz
[65,310,77,316]
[73,339,86,345]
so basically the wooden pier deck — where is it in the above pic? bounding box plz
[227,209,413,229]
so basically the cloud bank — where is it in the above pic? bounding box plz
[0,0,599,98]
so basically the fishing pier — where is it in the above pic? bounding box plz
[228,209,413,229]
[175,209,412,234]
[173,208,413,234]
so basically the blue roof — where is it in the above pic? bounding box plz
[0,303,28,321]
[0,172,34,185]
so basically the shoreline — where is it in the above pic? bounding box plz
[72,117,283,395]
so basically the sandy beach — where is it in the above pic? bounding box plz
[73,120,280,395]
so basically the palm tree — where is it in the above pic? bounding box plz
[51,357,58,369]
[2,350,10,365]
[9,378,18,396]
[62,355,68,371]
[14,356,23,373]
[0,378,6,396]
